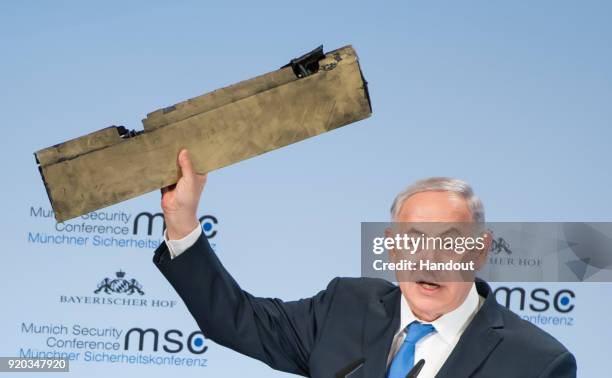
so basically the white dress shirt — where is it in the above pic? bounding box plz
[163,225,203,259]
[164,226,484,377]
[386,284,484,378]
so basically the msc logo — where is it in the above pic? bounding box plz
[94,270,144,296]
[494,286,575,313]
[490,237,512,255]
[132,212,218,238]
[124,327,208,354]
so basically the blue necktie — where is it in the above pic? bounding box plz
[387,321,435,378]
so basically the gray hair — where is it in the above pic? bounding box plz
[390,177,485,224]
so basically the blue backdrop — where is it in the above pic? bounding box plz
[1,1,609,376]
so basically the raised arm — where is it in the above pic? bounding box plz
[154,149,338,376]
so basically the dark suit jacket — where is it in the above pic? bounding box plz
[153,232,577,378]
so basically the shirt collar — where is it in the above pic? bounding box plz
[398,283,481,345]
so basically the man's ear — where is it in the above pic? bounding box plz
[384,227,392,238]
[384,227,397,261]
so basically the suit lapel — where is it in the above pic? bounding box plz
[362,287,401,378]
[436,280,504,378]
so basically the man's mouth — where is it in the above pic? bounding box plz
[417,280,441,290]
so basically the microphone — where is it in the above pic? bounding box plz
[335,357,365,378]
[406,359,425,378]
[335,357,423,378]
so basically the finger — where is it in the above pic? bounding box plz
[178,149,195,180]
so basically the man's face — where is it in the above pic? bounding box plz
[395,191,475,322]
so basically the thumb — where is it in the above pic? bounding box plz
[178,149,195,179]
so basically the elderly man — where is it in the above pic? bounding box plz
[153,149,576,378]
